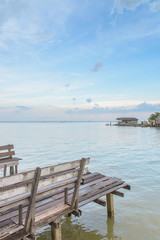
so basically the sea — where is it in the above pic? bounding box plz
[0,121,160,240]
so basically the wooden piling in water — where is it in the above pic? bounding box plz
[106,193,114,217]
[50,219,62,240]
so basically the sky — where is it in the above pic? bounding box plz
[0,0,160,121]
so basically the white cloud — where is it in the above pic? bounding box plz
[112,0,149,14]
[0,0,75,47]
[150,1,160,12]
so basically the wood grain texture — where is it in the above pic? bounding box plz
[0,145,14,151]
[0,158,130,240]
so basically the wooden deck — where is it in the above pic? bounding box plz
[0,158,130,240]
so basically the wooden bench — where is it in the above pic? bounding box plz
[0,145,22,177]
[0,158,130,240]
[0,158,89,240]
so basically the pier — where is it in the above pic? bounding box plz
[0,158,130,240]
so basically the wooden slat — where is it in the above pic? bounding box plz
[1,175,108,215]
[79,182,129,207]
[0,167,88,202]
[112,190,124,197]
[82,172,105,184]
[0,159,19,169]
[0,158,90,188]
[0,145,14,151]
[0,175,109,214]
[93,198,106,206]
[0,223,24,239]
[0,227,26,240]
[79,180,124,203]
[35,206,71,229]
[0,175,113,213]
[0,151,15,159]
[0,168,78,191]
[35,204,69,224]
[79,177,121,197]
[0,178,130,234]
[1,176,109,225]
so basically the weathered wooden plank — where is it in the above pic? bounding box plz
[79,182,129,207]
[85,180,124,201]
[1,197,56,225]
[0,176,109,222]
[82,172,105,184]
[93,198,106,206]
[0,145,14,151]
[79,177,121,197]
[0,219,14,228]
[0,177,123,224]
[1,169,100,224]
[112,190,124,197]
[0,183,130,237]
[25,168,41,233]
[0,175,112,215]
[0,159,19,169]
[79,180,124,204]
[0,158,90,187]
[0,228,27,240]
[35,205,71,229]
[82,172,98,180]
[0,151,15,159]
[35,204,69,224]
[0,224,24,239]
[0,183,73,212]
[0,167,88,202]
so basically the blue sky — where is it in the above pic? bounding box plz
[0,0,160,121]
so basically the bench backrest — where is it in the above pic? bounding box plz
[0,158,90,223]
[0,144,15,160]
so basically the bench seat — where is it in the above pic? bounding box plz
[0,145,22,177]
[0,158,130,240]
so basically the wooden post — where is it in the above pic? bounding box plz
[106,217,115,239]
[50,219,62,240]
[4,164,7,177]
[64,187,68,204]
[10,166,14,175]
[15,165,18,174]
[19,204,23,225]
[25,167,41,233]
[70,158,86,210]
[106,193,114,217]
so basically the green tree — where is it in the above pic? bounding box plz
[148,112,160,121]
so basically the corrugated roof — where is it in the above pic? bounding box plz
[116,117,138,121]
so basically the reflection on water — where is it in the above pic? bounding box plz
[37,216,121,240]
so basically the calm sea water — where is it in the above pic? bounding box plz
[0,122,160,240]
